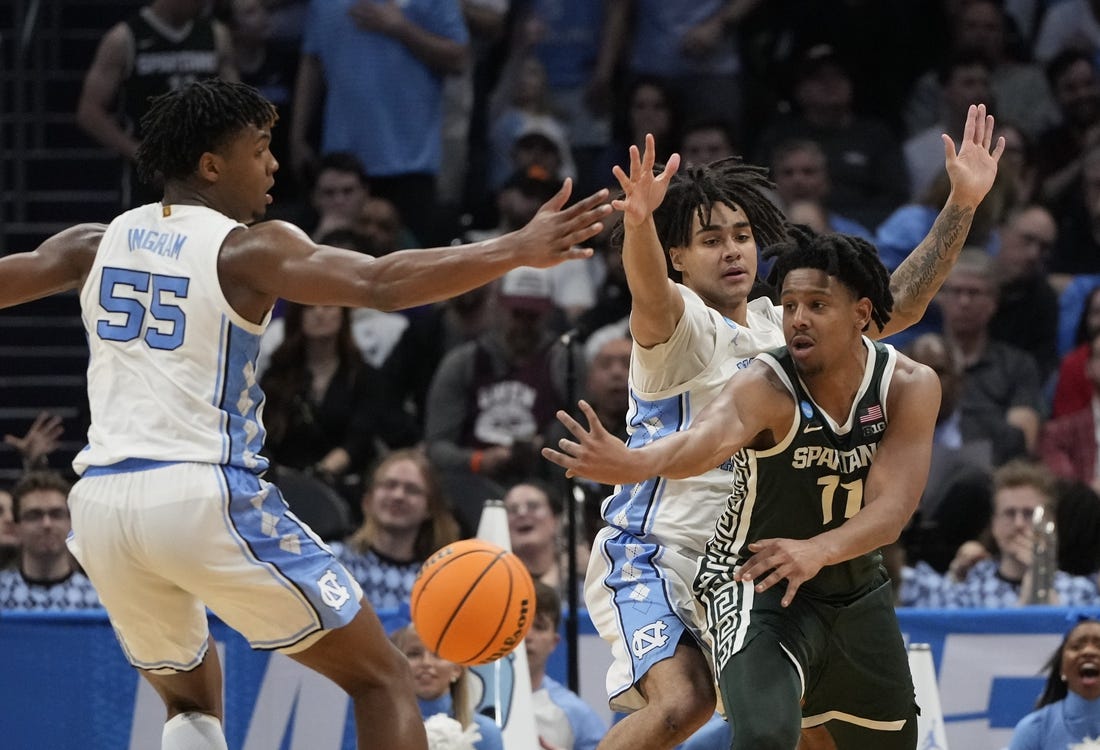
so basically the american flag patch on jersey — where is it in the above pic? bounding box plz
[859,404,883,424]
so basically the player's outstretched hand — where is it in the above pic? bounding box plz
[542,400,643,485]
[611,133,681,230]
[514,180,611,269]
[942,102,1005,208]
[736,537,829,607]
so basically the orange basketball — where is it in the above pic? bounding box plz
[410,538,536,666]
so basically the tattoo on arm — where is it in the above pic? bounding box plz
[890,204,974,304]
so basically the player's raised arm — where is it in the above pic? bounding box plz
[222,180,611,313]
[613,134,685,347]
[0,224,103,309]
[543,361,787,484]
[878,103,1005,337]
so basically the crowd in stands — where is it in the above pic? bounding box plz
[8,0,1100,746]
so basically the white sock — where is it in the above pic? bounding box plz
[161,712,228,750]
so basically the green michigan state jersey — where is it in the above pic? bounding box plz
[697,337,896,604]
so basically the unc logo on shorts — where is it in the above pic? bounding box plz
[631,619,670,658]
[317,569,350,610]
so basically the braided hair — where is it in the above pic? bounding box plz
[136,78,277,186]
[610,156,791,279]
[763,226,894,332]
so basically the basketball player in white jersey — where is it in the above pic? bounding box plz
[581,104,1003,750]
[0,79,610,750]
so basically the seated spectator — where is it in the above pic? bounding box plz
[1053,282,1100,417]
[1048,144,1100,290]
[769,138,872,240]
[941,461,1100,607]
[989,204,1060,381]
[425,267,582,504]
[939,249,1043,460]
[391,623,505,750]
[677,119,738,168]
[1008,617,1100,750]
[504,480,587,601]
[753,43,908,229]
[260,303,414,511]
[330,450,462,611]
[902,333,993,574]
[0,482,16,571]
[0,472,101,611]
[527,581,607,750]
[306,151,371,241]
[1041,331,1100,490]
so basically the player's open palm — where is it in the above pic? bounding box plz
[738,538,829,607]
[612,133,681,229]
[542,400,643,485]
[942,102,1005,206]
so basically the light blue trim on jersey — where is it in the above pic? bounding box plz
[212,314,229,464]
[600,389,688,535]
[218,466,360,649]
[217,322,269,474]
[83,458,180,477]
[596,529,688,703]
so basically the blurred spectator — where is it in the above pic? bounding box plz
[996,120,1039,206]
[677,118,739,167]
[598,0,762,136]
[76,0,238,209]
[465,169,597,323]
[0,484,16,571]
[938,248,1043,461]
[260,303,415,509]
[290,0,469,246]
[0,472,102,611]
[903,0,1057,141]
[1054,478,1100,578]
[391,624,505,750]
[487,55,577,197]
[504,480,581,600]
[306,151,372,241]
[942,460,1100,607]
[357,196,415,255]
[599,76,681,180]
[753,43,909,229]
[572,222,630,344]
[1053,283,1100,418]
[901,333,994,574]
[1035,50,1100,206]
[527,581,607,750]
[1040,331,1100,490]
[222,0,303,206]
[768,138,872,239]
[1034,0,1100,62]
[904,51,994,200]
[1048,145,1100,286]
[424,267,582,505]
[331,450,462,609]
[989,204,1060,380]
[510,0,613,197]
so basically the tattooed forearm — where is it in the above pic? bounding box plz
[878,204,975,338]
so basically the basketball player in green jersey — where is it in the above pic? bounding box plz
[544,228,938,749]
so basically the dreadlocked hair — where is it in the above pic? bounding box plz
[763,226,894,333]
[136,78,277,185]
[609,156,791,279]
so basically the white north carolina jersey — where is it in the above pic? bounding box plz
[74,203,270,475]
[601,286,784,553]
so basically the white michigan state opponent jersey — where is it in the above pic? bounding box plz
[74,203,269,475]
[601,286,785,553]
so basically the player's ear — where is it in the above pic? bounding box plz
[668,245,687,272]
[855,297,872,331]
[196,151,222,183]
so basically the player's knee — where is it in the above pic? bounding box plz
[650,684,715,738]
